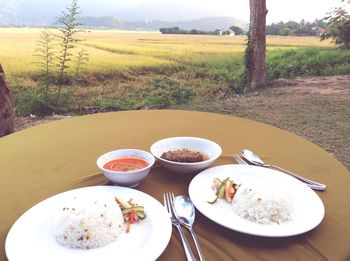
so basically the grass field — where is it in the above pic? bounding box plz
[0,28,334,77]
[2,28,345,111]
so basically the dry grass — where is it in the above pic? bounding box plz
[180,75,350,171]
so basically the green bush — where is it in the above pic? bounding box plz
[94,95,136,110]
[266,48,350,81]
[188,55,245,93]
[143,77,195,108]
[12,84,72,116]
[93,77,195,110]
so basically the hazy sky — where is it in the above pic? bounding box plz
[1,0,349,23]
[74,0,350,22]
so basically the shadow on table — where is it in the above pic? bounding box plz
[196,210,326,258]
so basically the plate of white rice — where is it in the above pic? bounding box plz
[5,186,172,261]
[188,164,325,237]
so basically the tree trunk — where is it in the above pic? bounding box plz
[245,0,267,89]
[0,64,15,137]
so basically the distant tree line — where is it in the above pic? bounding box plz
[159,26,246,35]
[266,19,327,36]
[229,26,244,35]
[159,27,214,35]
[159,19,329,37]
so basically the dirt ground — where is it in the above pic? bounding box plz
[14,75,350,170]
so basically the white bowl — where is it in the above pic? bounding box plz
[150,137,222,174]
[97,149,155,187]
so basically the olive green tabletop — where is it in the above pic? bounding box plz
[0,110,349,260]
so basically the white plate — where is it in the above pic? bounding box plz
[188,164,325,237]
[5,186,172,261]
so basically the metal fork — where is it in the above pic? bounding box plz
[164,193,196,261]
[234,154,326,191]
[233,154,248,165]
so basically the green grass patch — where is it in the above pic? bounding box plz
[266,48,350,81]
[12,83,73,115]
[92,76,195,111]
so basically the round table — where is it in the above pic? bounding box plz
[1,110,349,260]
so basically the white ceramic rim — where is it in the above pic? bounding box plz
[150,136,222,165]
[97,149,155,174]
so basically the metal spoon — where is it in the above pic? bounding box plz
[173,195,205,261]
[241,149,327,191]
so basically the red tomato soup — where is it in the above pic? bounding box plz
[103,157,149,171]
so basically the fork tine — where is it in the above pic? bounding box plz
[234,154,248,165]
[233,154,241,164]
[233,155,237,163]
[170,193,175,206]
[164,193,170,214]
[166,193,174,216]
[163,193,168,212]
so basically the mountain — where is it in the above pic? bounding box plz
[1,9,247,31]
[0,0,249,26]
[75,16,248,31]
[0,0,248,30]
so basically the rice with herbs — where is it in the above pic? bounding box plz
[55,199,124,249]
[232,182,294,224]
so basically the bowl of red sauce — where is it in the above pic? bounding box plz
[97,149,155,187]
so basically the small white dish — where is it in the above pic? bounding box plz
[150,136,222,174]
[97,149,155,187]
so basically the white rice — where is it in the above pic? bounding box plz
[55,198,124,249]
[232,182,294,224]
